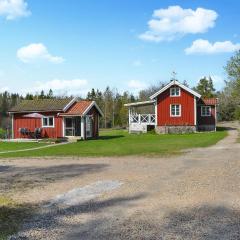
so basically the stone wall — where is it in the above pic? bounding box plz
[155,125,196,134]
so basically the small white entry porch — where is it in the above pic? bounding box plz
[62,115,93,140]
[124,100,156,133]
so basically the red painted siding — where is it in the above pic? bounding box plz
[157,86,195,126]
[197,105,216,125]
[13,112,63,139]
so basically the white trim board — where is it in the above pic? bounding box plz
[124,100,155,107]
[63,98,77,112]
[150,80,201,100]
[82,101,104,117]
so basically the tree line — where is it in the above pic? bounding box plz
[1,50,240,129]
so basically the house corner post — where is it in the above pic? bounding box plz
[194,96,197,131]
[81,116,85,140]
[154,100,157,128]
[128,108,131,133]
[11,113,14,139]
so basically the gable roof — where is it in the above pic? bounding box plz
[199,98,218,105]
[60,100,104,117]
[9,98,75,113]
[150,80,201,100]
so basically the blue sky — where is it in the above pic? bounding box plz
[0,0,239,96]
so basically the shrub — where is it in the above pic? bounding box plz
[0,128,6,139]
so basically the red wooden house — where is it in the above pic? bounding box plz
[125,80,217,133]
[8,98,103,140]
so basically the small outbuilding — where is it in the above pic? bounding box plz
[8,98,103,140]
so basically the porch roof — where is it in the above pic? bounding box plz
[60,100,104,117]
[124,100,155,107]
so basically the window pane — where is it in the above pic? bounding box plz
[176,105,180,115]
[43,118,48,126]
[207,107,211,115]
[49,117,53,126]
[171,105,175,115]
[175,88,179,96]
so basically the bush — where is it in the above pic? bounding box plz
[0,128,6,139]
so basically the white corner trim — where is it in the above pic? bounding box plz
[62,117,65,137]
[194,96,197,126]
[63,98,77,112]
[82,101,104,117]
[81,116,85,139]
[11,113,14,139]
[155,100,158,126]
[150,80,201,100]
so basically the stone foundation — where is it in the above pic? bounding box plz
[155,125,196,134]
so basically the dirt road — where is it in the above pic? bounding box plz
[2,122,240,239]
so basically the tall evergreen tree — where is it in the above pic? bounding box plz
[194,76,216,98]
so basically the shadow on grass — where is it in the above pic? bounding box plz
[0,163,108,194]
[97,135,124,140]
[217,126,236,131]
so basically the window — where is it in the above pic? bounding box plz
[170,104,181,117]
[42,116,54,127]
[201,106,211,117]
[170,87,180,97]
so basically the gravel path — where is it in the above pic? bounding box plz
[3,122,240,240]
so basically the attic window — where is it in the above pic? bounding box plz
[170,87,180,97]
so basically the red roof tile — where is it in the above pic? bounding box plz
[202,98,218,105]
[63,100,93,115]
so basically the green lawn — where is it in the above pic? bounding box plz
[0,129,227,158]
[0,141,47,152]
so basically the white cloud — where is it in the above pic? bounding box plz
[133,60,143,67]
[139,6,217,42]
[0,0,30,20]
[185,39,240,54]
[17,43,65,63]
[211,75,225,90]
[127,80,147,91]
[27,79,89,96]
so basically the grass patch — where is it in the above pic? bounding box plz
[0,196,32,240]
[0,129,227,158]
[0,142,47,152]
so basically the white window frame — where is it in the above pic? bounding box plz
[201,106,211,117]
[170,104,181,117]
[42,116,55,128]
[170,87,181,97]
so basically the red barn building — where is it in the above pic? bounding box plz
[8,98,103,140]
[125,80,217,134]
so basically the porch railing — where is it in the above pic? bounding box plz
[130,114,156,125]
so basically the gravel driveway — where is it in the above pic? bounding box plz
[2,122,240,239]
